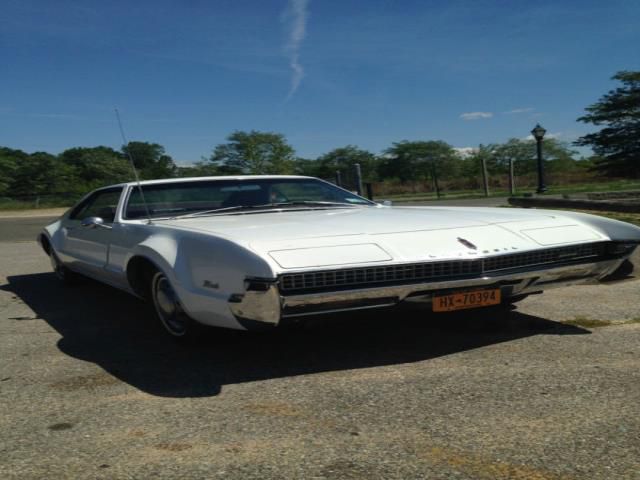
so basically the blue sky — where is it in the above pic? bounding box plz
[1,0,639,164]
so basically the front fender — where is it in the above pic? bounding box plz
[125,230,278,330]
[545,210,640,243]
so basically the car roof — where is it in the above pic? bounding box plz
[105,175,314,189]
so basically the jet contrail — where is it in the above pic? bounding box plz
[283,0,309,100]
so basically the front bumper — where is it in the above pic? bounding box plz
[228,255,630,328]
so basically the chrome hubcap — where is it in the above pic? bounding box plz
[152,273,186,336]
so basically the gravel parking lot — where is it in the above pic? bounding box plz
[1,219,640,479]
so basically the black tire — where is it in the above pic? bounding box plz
[149,269,203,341]
[49,250,82,286]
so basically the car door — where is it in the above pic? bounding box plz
[60,188,124,279]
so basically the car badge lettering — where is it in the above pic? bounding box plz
[457,237,477,250]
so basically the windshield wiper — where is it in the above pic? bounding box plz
[269,201,361,208]
[168,205,273,219]
[167,201,362,220]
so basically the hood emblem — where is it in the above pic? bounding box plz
[457,237,477,250]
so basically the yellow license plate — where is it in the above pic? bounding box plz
[432,289,501,312]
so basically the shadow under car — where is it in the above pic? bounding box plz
[2,272,589,398]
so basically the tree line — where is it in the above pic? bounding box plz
[0,135,591,198]
[1,70,638,199]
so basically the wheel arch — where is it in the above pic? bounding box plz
[38,233,52,255]
[126,255,161,299]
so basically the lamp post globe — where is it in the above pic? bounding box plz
[531,123,547,194]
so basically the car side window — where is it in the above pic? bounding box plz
[69,189,123,223]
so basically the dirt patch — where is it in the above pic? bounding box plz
[562,317,640,329]
[320,459,391,480]
[242,402,304,417]
[420,445,574,480]
[50,372,120,391]
[154,443,193,452]
[562,318,613,329]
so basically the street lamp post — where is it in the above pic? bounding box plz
[531,123,547,194]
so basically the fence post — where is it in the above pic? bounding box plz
[354,163,363,196]
[365,183,373,200]
[432,165,441,199]
[335,170,342,187]
[481,157,490,197]
[509,159,515,196]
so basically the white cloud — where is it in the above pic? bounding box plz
[460,111,493,121]
[282,0,310,101]
[454,147,478,158]
[504,107,534,114]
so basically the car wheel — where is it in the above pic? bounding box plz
[49,251,82,285]
[150,270,201,341]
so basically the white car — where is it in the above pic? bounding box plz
[39,175,640,339]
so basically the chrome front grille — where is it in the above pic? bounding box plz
[280,260,482,292]
[483,243,603,272]
[279,242,608,294]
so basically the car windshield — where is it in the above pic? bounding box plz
[124,178,374,219]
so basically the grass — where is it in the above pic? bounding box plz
[562,317,614,328]
[541,180,640,196]
[383,179,640,203]
[549,209,640,227]
[563,317,640,329]
[0,196,76,210]
[0,200,71,210]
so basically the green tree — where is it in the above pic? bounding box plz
[575,71,640,176]
[175,162,220,178]
[313,146,378,187]
[293,158,323,177]
[11,152,73,196]
[121,142,177,179]
[0,147,24,196]
[473,138,578,177]
[378,140,459,183]
[59,146,132,192]
[208,130,296,175]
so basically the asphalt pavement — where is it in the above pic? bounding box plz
[0,216,58,243]
[1,206,640,479]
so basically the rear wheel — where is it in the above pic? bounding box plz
[149,270,202,341]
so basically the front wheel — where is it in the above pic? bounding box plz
[149,270,202,341]
[49,251,82,286]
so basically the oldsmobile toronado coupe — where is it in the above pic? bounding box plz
[39,175,640,339]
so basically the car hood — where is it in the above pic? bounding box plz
[157,206,609,270]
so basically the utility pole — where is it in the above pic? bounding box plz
[509,158,515,196]
[432,164,441,199]
[354,163,363,196]
[481,156,490,197]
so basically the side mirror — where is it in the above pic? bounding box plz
[380,200,393,206]
[81,216,111,229]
